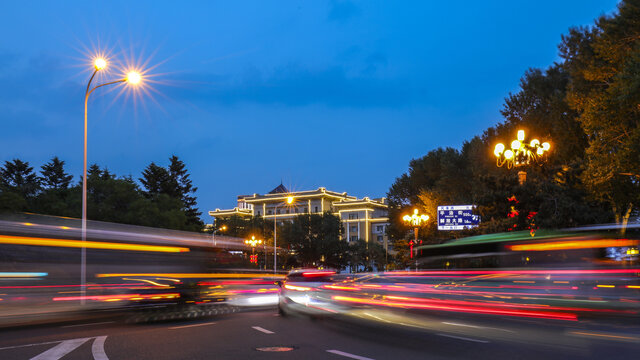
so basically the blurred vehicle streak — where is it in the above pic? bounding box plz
[0,213,282,326]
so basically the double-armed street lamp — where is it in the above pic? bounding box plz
[212,224,228,247]
[81,57,142,304]
[245,235,263,265]
[402,208,429,260]
[273,196,294,274]
[493,130,551,185]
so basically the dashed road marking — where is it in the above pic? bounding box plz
[442,321,514,333]
[326,349,375,360]
[62,321,115,328]
[169,321,217,330]
[0,341,62,351]
[252,326,274,334]
[436,333,489,343]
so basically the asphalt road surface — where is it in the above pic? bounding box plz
[0,309,638,360]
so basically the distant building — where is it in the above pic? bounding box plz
[209,184,390,248]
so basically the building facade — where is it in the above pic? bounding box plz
[209,185,390,248]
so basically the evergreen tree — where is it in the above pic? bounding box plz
[140,162,171,197]
[0,159,40,199]
[168,155,203,229]
[40,156,73,190]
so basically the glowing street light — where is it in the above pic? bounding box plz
[273,195,294,274]
[81,58,143,305]
[245,235,263,264]
[126,71,142,84]
[493,129,550,184]
[402,209,429,260]
[94,58,106,70]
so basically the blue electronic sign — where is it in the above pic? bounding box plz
[437,205,480,230]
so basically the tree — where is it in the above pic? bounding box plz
[348,240,385,272]
[0,159,40,198]
[560,0,640,232]
[168,156,203,230]
[280,212,346,269]
[40,157,73,190]
[33,157,76,217]
[140,162,171,197]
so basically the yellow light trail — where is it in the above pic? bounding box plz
[0,235,189,253]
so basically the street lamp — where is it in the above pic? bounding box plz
[212,224,228,247]
[81,58,142,304]
[273,195,294,274]
[493,129,550,185]
[402,209,429,260]
[245,235,263,265]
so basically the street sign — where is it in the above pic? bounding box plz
[437,205,480,230]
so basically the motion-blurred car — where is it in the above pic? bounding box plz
[277,269,342,317]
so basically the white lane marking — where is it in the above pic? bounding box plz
[169,321,217,330]
[92,336,109,360]
[252,326,274,334]
[62,321,115,328]
[436,333,489,343]
[30,337,90,360]
[0,341,62,351]
[326,349,375,360]
[442,321,514,333]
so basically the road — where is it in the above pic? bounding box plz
[1,309,638,360]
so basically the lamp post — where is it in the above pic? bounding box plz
[212,224,227,247]
[493,130,550,185]
[245,235,263,265]
[81,58,142,305]
[402,209,429,263]
[273,196,294,274]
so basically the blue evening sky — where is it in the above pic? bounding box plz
[0,1,619,221]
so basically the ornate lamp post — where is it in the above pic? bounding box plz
[245,235,263,265]
[402,209,429,260]
[493,130,550,185]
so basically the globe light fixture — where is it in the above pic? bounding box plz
[402,208,429,261]
[126,71,142,85]
[94,58,107,70]
[245,235,263,265]
[493,129,551,184]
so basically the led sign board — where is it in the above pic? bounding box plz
[437,205,480,230]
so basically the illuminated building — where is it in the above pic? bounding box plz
[209,184,390,247]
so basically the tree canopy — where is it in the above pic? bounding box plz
[387,1,640,266]
[0,155,204,232]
